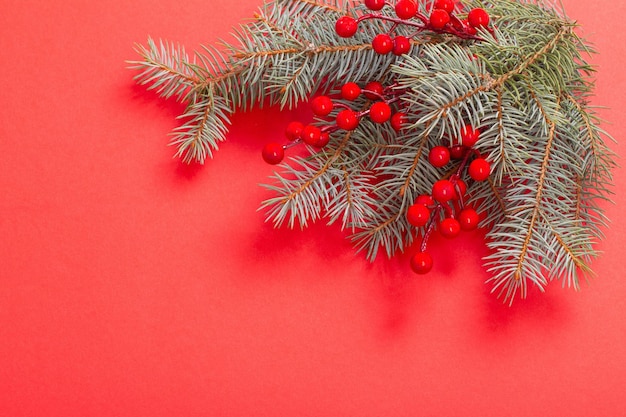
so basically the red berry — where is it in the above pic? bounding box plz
[285,121,304,141]
[460,124,479,147]
[449,144,466,160]
[406,203,431,227]
[430,9,450,30]
[365,0,386,11]
[411,251,433,274]
[369,101,392,123]
[395,0,417,20]
[468,8,490,28]
[468,158,491,181]
[453,178,467,200]
[364,81,384,100]
[434,0,455,14]
[464,21,478,36]
[451,15,464,31]
[415,194,435,207]
[336,16,358,38]
[336,109,360,130]
[392,36,411,55]
[428,145,451,168]
[302,124,322,146]
[372,33,394,55]
[262,142,284,165]
[439,218,461,238]
[315,132,330,148]
[458,208,479,231]
[341,82,361,101]
[432,179,455,203]
[311,95,334,117]
[391,112,407,132]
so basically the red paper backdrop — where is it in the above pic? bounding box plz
[1,1,625,416]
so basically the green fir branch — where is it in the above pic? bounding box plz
[170,86,232,163]
[132,0,616,304]
[131,38,201,102]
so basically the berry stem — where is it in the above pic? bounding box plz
[420,212,438,253]
[453,147,480,177]
[357,13,428,28]
[448,148,480,208]
[356,11,484,41]
[453,180,466,209]
[283,140,301,150]
[361,88,386,101]
[334,102,356,111]
[441,201,454,219]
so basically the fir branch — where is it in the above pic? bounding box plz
[169,86,232,163]
[233,43,372,60]
[468,177,508,228]
[483,92,607,302]
[132,0,616,303]
[296,0,344,14]
[350,189,416,260]
[513,104,558,281]
[398,123,432,198]
[326,167,378,230]
[261,130,354,228]
[562,93,616,179]
[131,38,201,102]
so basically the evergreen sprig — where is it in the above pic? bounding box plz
[131,0,616,303]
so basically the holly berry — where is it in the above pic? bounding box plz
[311,95,334,117]
[432,179,455,203]
[439,218,461,238]
[372,33,394,55]
[463,20,478,36]
[415,194,435,207]
[428,145,451,168]
[411,251,433,274]
[434,0,455,14]
[365,0,386,11]
[468,158,491,181]
[453,178,467,200]
[451,14,465,31]
[285,121,304,141]
[458,208,479,231]
[449,144,466,160]
[302,124,322,146]
[468,8,490,28]
[336,16,358,38]
[391,112,407,132]
[395,0,418,20]
[406,203,431,227]
[315,132,330,148]
[392,36,411,55]
[430,9,450,30]
[341,82,361,101]
[336,109,360,130]
[369,101,392,123]
[364,81,384,100]
[460,124,479,147]
[262,142,284,165]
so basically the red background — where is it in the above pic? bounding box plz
[1,1,625,416]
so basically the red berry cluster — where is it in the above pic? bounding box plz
[261,113,332,165]
[261,119,331,165]
[262,80,408,165]
[335,0,492,52]
[334,80,408,132]
[407,124,491,274]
